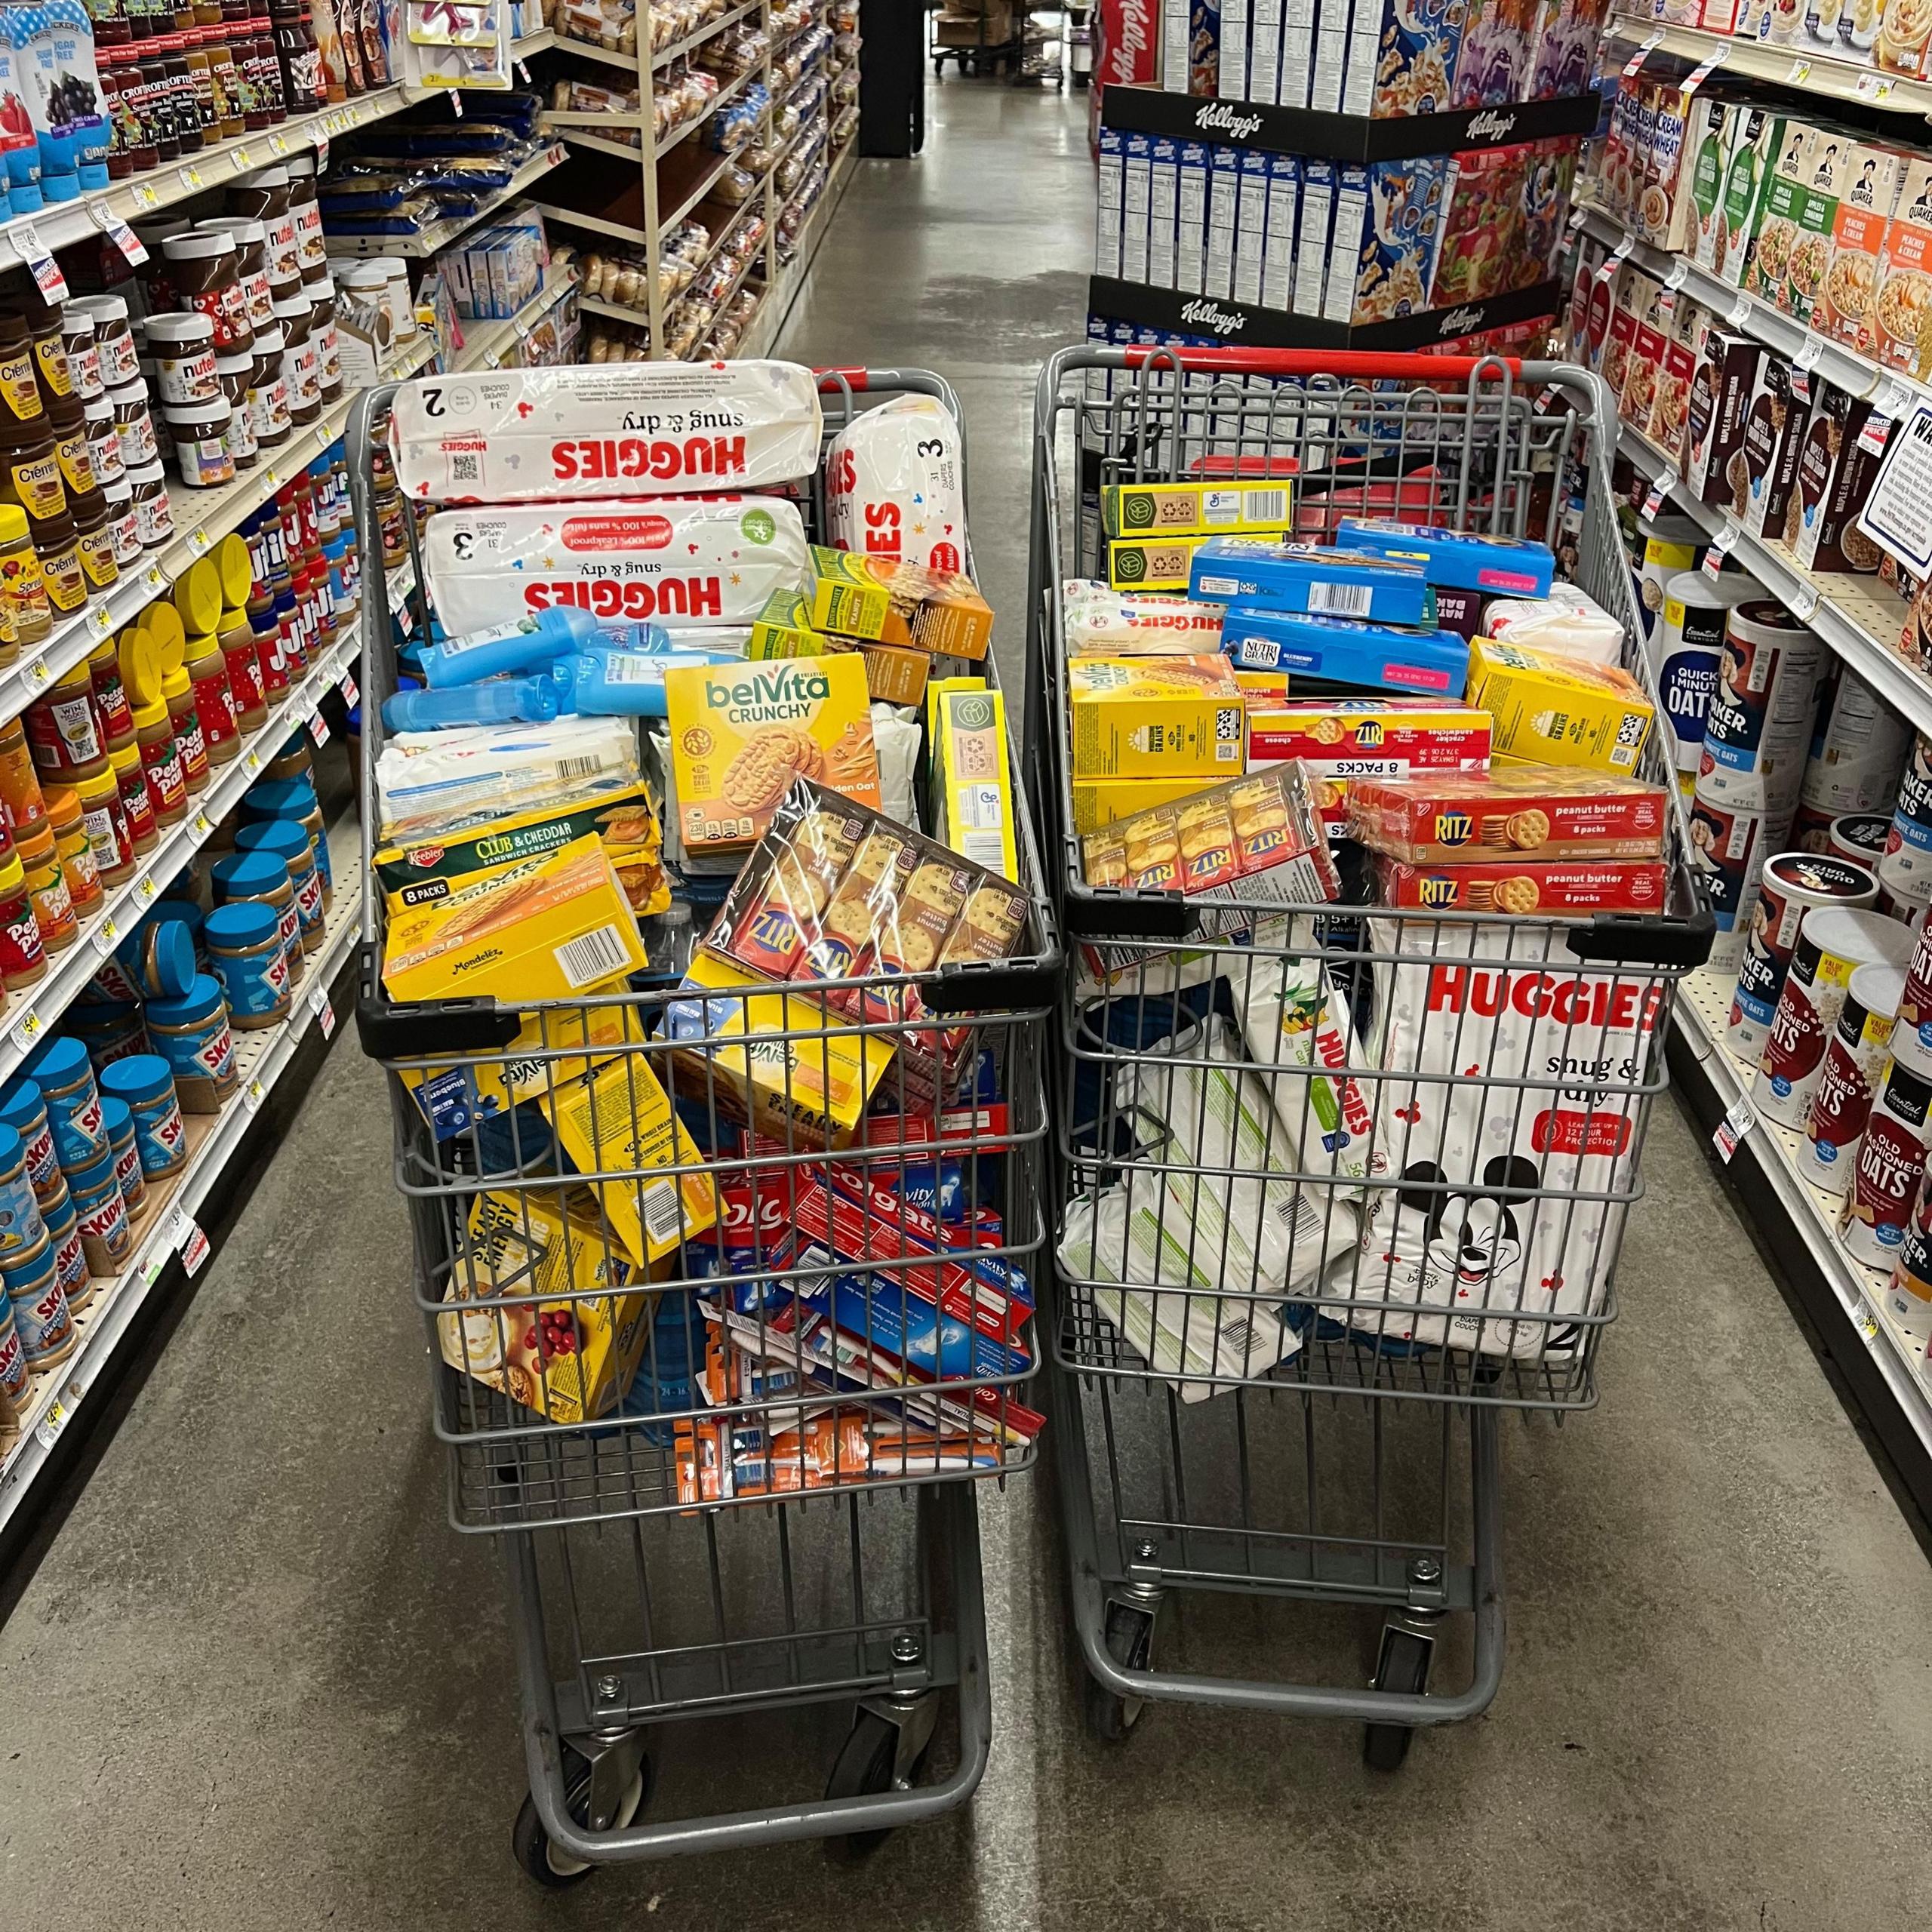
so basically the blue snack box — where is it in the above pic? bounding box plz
[1187,538,1436,626]
[1333,518,1556,597]
[1220,605,1471,697]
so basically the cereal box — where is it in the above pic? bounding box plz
[1820,143,1907,356]
[1449,0,1540,105]
[1072,775,1225,832]
[1527,0,1610,97]
[1430,145,1529,307]
[1638,81,1697,254]
[1599,265,1648,405]
[1374,857,1669,912]
[1873,156,1932,375]
[1109,528,1294,591]
[1068,656,1247,779]
[1350,155,1451,323]
[1348,767,1669,862]
[1716,107,1789,292]
[805,546,994,660]
[1102,478,1297,538]
[1359,0,1467,117]
[1518,137,1578,289]
[1464,638,1655,773]
[665,654,880,854]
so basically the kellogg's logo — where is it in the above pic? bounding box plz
[1466,109,1518,143]
[1195,102,1263,140]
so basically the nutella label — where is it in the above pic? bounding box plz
[241,270,273,331]
[96,334,138,389]
[115,410,158,473]
[156,343,220,405]
[283,337,321,411]
[294,202,325,270]
[67,341,101,399]
[133,485,174,548]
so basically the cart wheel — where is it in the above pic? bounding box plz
[824,1709,930,1863]
[1363,1627,1432,1773]
[511,1755,651,1888]
[1084,1598,1155,1744]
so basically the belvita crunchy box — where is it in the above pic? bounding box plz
[422,496,810,636]
[387,360,824,502]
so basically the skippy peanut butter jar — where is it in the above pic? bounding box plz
[386,361,825,503]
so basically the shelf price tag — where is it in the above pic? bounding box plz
[244,749,262,775]
[448,89,464,117]
[90,204,149,265]
[136,875,157,906]
[10,222,68,304]
[1794,334,1825,373]
[314,131,328,171]
[186,529,211,557]
[1664,257,1689,292]
[1713,1093,1755,1163]
[21,656,50,691]
[1728,290,1752,327]
[143,564,165,593]
[1860,413,1897,457]
[1703,522,1740,580]
[1788,580,1821,621]
[1857,70,1895,100]
[233,146,252,170]
[309,982,334,1038]
[91,915,120,958]
[307,709,329,746]
[140,1251,168,1289]
[339,671,358,707]
[1786,56,1811,82]
[189,810,215,846]
[172,1210,210,1277]
[1642,472,1675,520]
[516,58,531,82]
[1567,205,1588,232]
[270,131,291,158]
[35,1389,74,1450]
[86,603,115,638]
[11,1005,40,1045]
[1611,235,1634,263]
[177,163,206,193]
[1681,45,1727,96]
[1620,27,1663,75]
[243,1077,266,1114]
[131,180,160,210]
[1791,365,1811,405]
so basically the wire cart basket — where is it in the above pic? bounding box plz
[347,367,1059,1877]
[1024,345,1714,1765]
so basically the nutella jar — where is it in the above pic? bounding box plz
[143,312,220,405]
[230,167,299,290]
[248,325,291,445]
[71,299,138,391]
[59,311,103,402]
[165,398,235,488]
[71,494,118,595]
[214,354,259,470]
[109,381,159,473]
[0,417,66,524]
[198,216,272,333]
[163,231,251,356]
[83,395,125,490]
[0,315,43,428]
[48,398,95,505]
[285,154,326,280]
[272,292,319,426]
[128,463,175,550]
[29,513,87,618]
[308,275,340,401]
[100,480,143,570]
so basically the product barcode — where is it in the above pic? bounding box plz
[1275,1191,1326,1250]
[555,756,601,781]
[448,452,481,485]
[1306,580,1373,617]
[961,829,1007,870]
[1615,713,1647,746]
[641,1179,683,1250]
[1218,1316,1256,1359]
[1243,488,1286,523]
[554,923,630,988]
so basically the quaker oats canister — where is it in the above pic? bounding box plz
[1728,851,1878,1057]
[1801,960,1906,1198]
[1842,1051,1932,1271]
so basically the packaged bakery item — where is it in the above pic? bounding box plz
[806,546,992,659]
[1244,700,1491,776]
[1067,656,1246,780]
[1061,581,1226,655]
[1333,518,1554,640]
[1349,768,1669,863]
[824,392,967,572]
[1187,538,1436,627]
[423,497,811,636]
[664,654,880,854]
[388,360,824,502]
[1220,607,1470,695]
[1375,857,1669,913]
[1478,583,1625,668]
[1107,529,1296,592]
[1465,637,1655,774]
[1101,478,1297,539]
[375,716,643,844]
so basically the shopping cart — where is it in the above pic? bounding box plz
[347,367,1060,1878]
[1024,346,1712,1764]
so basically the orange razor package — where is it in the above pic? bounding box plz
[1348,768,1671,863]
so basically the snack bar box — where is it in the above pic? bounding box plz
[388,360,826,502]
[1219,605,1471,696]
[1333,517,1555,638]
[1187,537,1436,626]
[1347,768,1671,863]
[1100,477,1297,539]
[1464,636,1655,774]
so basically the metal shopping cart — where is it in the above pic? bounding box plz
[346,368,1059,1878]
[1024,346,1713,1765]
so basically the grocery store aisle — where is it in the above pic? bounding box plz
[4,78,1932,1932]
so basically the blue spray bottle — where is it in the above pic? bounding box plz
[419,608,602,688]
[549,648,731,718]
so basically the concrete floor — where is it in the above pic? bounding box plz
[4,78,1932,1932]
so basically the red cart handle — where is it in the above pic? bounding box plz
[1119,346,1524,380]
[816,365,871,390]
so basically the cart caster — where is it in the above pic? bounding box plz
[512,1747,651,1888]
[1363,1625,1434,1772]
[1084,1595,1156,1743]
[824,1690,939,1863]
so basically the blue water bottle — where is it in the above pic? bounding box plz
[382,676,562,732]
[419,608,601,688]
[548,648,724,718]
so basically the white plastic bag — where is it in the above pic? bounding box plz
[825,393,968,572]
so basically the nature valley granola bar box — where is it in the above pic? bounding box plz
[665,654,880,854]
[805,546,994,659]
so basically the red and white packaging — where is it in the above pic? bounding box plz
[421,497,810,634]
[387,361,824,502]
[1244,701,1491,776]
[1727,851,1878,1059]
[1891,919,1932,1079]
[1883,1163,1932,1349]
[1063,581,1226,654]
[1800,961,1905,1199]
[1842,1054,1932,1271]
[1374,858,1667,914]
[1350,924,1665,1357]
[824,393,968,573]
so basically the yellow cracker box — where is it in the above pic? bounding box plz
[1102,477,1296,539]
[540,1053,718,1265]
[1068,655,1246,780]
[374,783,669,922]
[663,947,896,1150]
[1072,774,1223,832]
[438,1185,651,1426]
[1465,638,1656,774]
[665,654,881,854]
[934,683,1018,881]
[381,834,650,1005]
[749,588,932,706]
[1107,528,1293,591]
[805,546,993,660]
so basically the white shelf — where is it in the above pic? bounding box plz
[324,142,570,259]
[448,265,579,371]
[0,863,365,1536]
[0,334,436,746]
[1615,423,1932,743]
[1607,14,1932,117]
[1672,967,1932,1460]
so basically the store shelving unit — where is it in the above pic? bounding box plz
[447,262,580,371]
[325,140,572,260]
[1607,14,1932,115]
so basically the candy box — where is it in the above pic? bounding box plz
[1375,857,1670,913]
[1101,478,1297,539]
[1108,528,1294,592]
[1348,767,1670,862]
[1219,605,1471,697]
[1067,655,1246,780]
[1464,638,1655,774]
[1187,538,1436,626]
[805,546,993,660]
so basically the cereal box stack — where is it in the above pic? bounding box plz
[371,358,1048,1491]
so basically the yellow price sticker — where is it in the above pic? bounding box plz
[22,657,50,688]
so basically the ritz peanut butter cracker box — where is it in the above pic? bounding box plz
[666,653,881,854]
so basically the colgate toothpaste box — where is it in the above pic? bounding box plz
[422,496,810,635]
[388,361,825,503]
